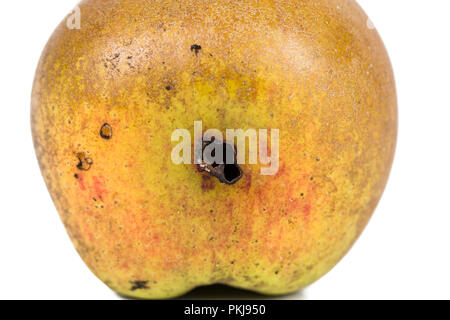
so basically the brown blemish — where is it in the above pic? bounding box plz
[196,138,243,185]
[201,175,215,191]
[130,280,149,291]
[74,173,79,179]
[76,153,93,171]
[100,123,113,140]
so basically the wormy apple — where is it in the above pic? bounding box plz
[31,0,397,299]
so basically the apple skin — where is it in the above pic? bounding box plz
[31,0,397,299]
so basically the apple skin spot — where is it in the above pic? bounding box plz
[201,175,215,192]
[92,176,108,202]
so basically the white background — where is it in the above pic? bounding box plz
[0,0,449,300]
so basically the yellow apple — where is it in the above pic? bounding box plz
[31,0,397,299]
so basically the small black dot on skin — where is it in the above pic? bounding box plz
[190,44,202,55]
[165,85,172,91]
[74,174,79,179]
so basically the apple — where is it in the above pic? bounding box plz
[31,0,397,299]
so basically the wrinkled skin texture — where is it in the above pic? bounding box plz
[31,0,397,299]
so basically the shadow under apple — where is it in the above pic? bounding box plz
[118,284,304,300]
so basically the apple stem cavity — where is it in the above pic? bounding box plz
[196,138,243,185]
